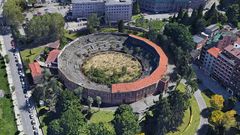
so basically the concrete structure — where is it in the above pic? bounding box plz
[138,0,206,13]
[58,33,168,105]
[72,0,132,23]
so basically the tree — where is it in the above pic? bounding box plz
[113,104,140,135]
[48,120,63,135]
[73,87,83,101]
[226,4,240,26]
[95,96,102,110]
[87,96,94,110]
[210,109,237,134]
[3,0,24,27]
[191,18,206,34]
[133,1,140,15]
[204,3,219,24]
[118,20,124,33]
[222,110,237,129]
[210,94,224,110]
[89,122,116,135]
[48,109,89,135]
[26,13,64,44]
[163,23,194,52]
[87,13,100,33]
[180,11,189,25]
[176,8,184,22]
[56,90,82,114]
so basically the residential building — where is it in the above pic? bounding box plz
[204,24,220,37]
[45,49,61,68]
[29,62,43,84]
[200,34,240,97]
[138,0,206,13]
[71,0,132,23]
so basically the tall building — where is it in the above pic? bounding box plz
[138,0,206,13]
[200,31,240,97]
[72,0,132,23]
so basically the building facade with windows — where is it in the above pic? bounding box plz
[200,32,240,97]
[138,0,206,13]
[72,0,132,23]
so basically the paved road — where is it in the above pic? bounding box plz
[2,34,42,135]
[194,90,208,135]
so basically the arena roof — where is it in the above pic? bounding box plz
[111,35,168,93]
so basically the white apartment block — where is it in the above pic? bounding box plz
[72,0,132,23]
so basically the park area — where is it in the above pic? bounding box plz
[0,55,17,135]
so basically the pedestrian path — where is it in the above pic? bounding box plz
[194,90,208,135]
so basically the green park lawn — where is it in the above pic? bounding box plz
[167,96,200,135]
[132,14,142,21]
[20,47,45,63]
[0,59,17,135]
[201,92,211,107]
[90,110,114,123]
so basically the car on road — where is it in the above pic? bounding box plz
[32,125,36,130]
[34,131,38,135]
[31,120,36,125]
[29,114,33,119]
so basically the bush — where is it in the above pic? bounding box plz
[4,55,9,63]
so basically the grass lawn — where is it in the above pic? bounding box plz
[0,59,17,135]
[64,31,81,41]
[90,110,114,123]
[167,108,191,135]
[201,92,211,107]
[100,28,118,33]
[176,83,186,93]
[182,96,200,135]
[20,47,45,63]
[167,96,200,135]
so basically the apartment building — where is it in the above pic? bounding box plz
[138,0,206,13]
[72,0,132,23]
[200,32,240,97]
[72,0,105,18]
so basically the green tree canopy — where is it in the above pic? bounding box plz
[26,13,64,44]
[89,122,116,135]
[113,104,140,135]
[3,0,24,27]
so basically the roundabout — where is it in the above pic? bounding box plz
[58,33,168,105]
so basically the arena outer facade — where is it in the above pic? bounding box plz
[58,33,168,105]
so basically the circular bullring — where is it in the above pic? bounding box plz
[82,51,142,85]
[58,33,168,105]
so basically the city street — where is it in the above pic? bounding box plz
[1,33,42,135]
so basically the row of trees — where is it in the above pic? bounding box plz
[209,95,238,134]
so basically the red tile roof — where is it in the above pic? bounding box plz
[29,62,42,78]
[46,49,61,64]
[47,40,60,49]
[207,47,221,58]
[111,35,168,93]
